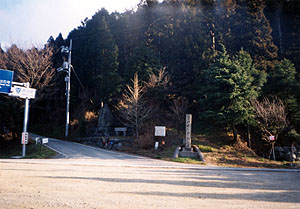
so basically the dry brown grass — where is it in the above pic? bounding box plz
[117,127,294,169]
[84,111,97,121]
[195,135,292,168]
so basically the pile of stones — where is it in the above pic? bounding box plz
[274,146,300,161]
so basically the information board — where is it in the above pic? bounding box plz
[155,126,166,136]
[0,69,13,94]
[10,86,36,99]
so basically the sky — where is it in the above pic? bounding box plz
[0,0,142,49]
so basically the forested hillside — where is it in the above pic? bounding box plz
[1,0,300,157]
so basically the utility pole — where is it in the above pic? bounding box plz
[58,39,72,137]
[65,39,72,137]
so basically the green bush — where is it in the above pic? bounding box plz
[197,144,215,152]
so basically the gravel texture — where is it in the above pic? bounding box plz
[0,158,299,209]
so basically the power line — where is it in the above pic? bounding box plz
[71,65,84,90]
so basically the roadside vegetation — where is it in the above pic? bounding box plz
[120,121,297,169]
[0,141,56,159]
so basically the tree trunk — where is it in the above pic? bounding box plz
[232,123,238,142]
[210,28,216,56]
[247,124,251,148]
[271,142,276,161]
[276,6,283,58]
[177,122,180,136]
[135,107,138,140]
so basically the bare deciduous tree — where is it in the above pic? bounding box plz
[145,67,169,89]
[169,96,188,135]
[116,72,151,139]
[145,68,170,124]
[0,47,7,68]
[251,97,288,160]
[252,97,287,140]
[4,44,56,102]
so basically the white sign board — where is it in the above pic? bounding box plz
[42,138,49,144]
[21,132,28,145]
[9,86,36,99]
[155,126,166,136]
[269,136,275,141]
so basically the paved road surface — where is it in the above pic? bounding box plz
[0,136,299,209]
[35,135,211,169]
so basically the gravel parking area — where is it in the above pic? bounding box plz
[0,158,299,209]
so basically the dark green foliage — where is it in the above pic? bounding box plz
[229,0,278,71]
[263,59,300,132]
[68,9,121,106]
[125,45,161,83]
[265,0,300,69]
[199,46,266,141]
[264,59,298,100]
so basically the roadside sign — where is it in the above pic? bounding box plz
[0,69,13,94]
[269,136,275,141]
[42,138,48,144]
[154,141,159,150]
[21,132,28,145]
[34,137,41,144]
[155,126,166,136]
[9,86,36,99]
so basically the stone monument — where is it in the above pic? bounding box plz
[173,114,205,161]
[98,104,113,136]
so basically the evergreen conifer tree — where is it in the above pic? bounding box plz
[199,46,266,141]
[69,9,120,105]
[231,0,278,70]
[263,59,300,130]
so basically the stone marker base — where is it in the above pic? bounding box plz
[11,156,23,159]
[179,150,198,158]
[183,147,192,152]
[173,145,205,162]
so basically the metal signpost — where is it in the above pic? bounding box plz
[10,82,36,157]
[0,69,36,158]
[22,85,30,157]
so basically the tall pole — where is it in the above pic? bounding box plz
[22,82,30,157]
[65,39,72,137]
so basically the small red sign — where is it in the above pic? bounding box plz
[269,136,275,141]
[21,132,28,144]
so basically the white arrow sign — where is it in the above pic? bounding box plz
[9,86,36,99]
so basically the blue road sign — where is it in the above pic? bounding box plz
[0,69,14,94]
